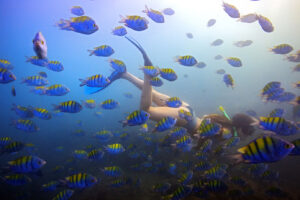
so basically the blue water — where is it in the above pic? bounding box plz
[0,0,299,199]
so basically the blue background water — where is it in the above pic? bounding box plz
[0,0,299,199]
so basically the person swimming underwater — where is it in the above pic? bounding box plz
[86,36,256,139]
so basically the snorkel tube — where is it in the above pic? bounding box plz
[218,106,238,137]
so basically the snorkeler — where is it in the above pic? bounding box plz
[91,36,256,138]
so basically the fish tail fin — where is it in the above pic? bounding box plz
[118,120,127,127]
[52,104,60,111]
[56,19,71,30]
[227,154,244,165]
[87,50,94,56]
[174,56,180,63]
[119,15,126,23]
[79,79,86,87]
[142,5,149,13]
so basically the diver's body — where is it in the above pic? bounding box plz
[100,36,256,137]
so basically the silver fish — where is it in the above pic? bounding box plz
[33,32,47,59]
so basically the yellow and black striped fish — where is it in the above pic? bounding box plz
[64,172,97,188]
[54,100,82,113]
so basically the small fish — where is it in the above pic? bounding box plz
[122,110,150,127]
[195,152,208,160]
[257,15,274,33]
[175,55,198,66]
[194,161,211,171]
[73,150,88,159]
[224,137,240,148]
[186,33,193,39]
[153,116,177,132]
[268,108,284,117]
[143,6,164,23]
[46,84,70,96]
[238,13,257,23]
[52,190,74,200]
[170,127,187,140]
[45,61,64,72]
[140,66,160,77]
[204,166,227,179]
[233,135,294,163]
[42,181,59,191]
[22,75,48,86]
[178,109,193,121]
[199,139,213,153]
[160,68,177,81]
[12,119,39,132]
[0,67,16,83]
[87,149,104,160]
[196,62,206,68]
[214,55,223,60]
[8,155,46,173]
[234,40,253,47]
[216,69,225,74]
[0,59,13,69]
[56,16,98,34]
[38,71,47,78]
[100,99,119,109]
[223,2,240,18]
[63,173,97,188]
[26,56,48,67]
[221,128,232,139]
[223,74,234,88]
[110,177,131,187]
[109,59,126,72]
[88,45,114,57]
[103,166,122,177]
[205,180,228,192]
[211,39,223,46]
[287,51,300,63]
[71,6,84,16]
[1,141,25,154]
[11,104,34,118]
[82,99,96,109]
[112,26,127,36]
[226,57,242,67]
[292,81,300,89]
[174,135,193,152]
[3,174,32,186]
[270,44,293,54]
[0,137,12,148]
[166,97,182,108]
[150,77,163,87]
[289,138,300,155]
[119,15,148,31]
[33,32,47,59]
[33,107,51,120]
[105,143,125,154]
[261,81,281,96]
[207,19,216,27]
[79,74,110,87]
[140,123,148,133]
[178,170,193,185]
[164,185,192,200]
[53,100,82,113]
[162,8,175,15]
[168,163,176,175]
[259,117,298,136]
[94,130,112,142]
[30,86,46,95]
[197,122,221,137]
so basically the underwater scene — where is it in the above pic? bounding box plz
[0,0,300,199]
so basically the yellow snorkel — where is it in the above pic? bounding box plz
[218,106,238,137]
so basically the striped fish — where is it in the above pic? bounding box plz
[178,170,193,185]
[4,174,31,186]
[87,149,104,160]
[101,99,119,109]
[52,189,74,200]
[0,59,13,69]
[53,100,82,113]
[26,56,48,67]
[166,97,182,108]
[46,60,64,72]
[12,119,39,132]
[0,137,12,147]
[46,84,70,96]
[143,6,164,23]
[150,77,163,87]
[105,143,125,154]
[64,172,97,188]
[22,75,48,86]
[122,110,150,127]
[1,141,25,154]
[205,179,228,192]
[175,55,197,66]
[8,155,46,173]
[153,116,177,132]
[0,67,16,83]
[111,26,127,36]
[103,166,122,177]
[88,45,114,57]
[119,15,148,31]
[226,57,242,67]
[270,44,293,54]
[259,117,298,136]
[33,107,52,119]
[235,135,294,163]
[79,74,110,87]
[160,68,177,81]
[204,166,227,179]
[42,181,59,191]
[223,74,234,88]
[109,59,126,72]
[140,66,160,77]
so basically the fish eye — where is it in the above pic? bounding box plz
[38,161,42,164]
[284,144,291,149]
[93,24,96,27]
[41,41,44,45]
